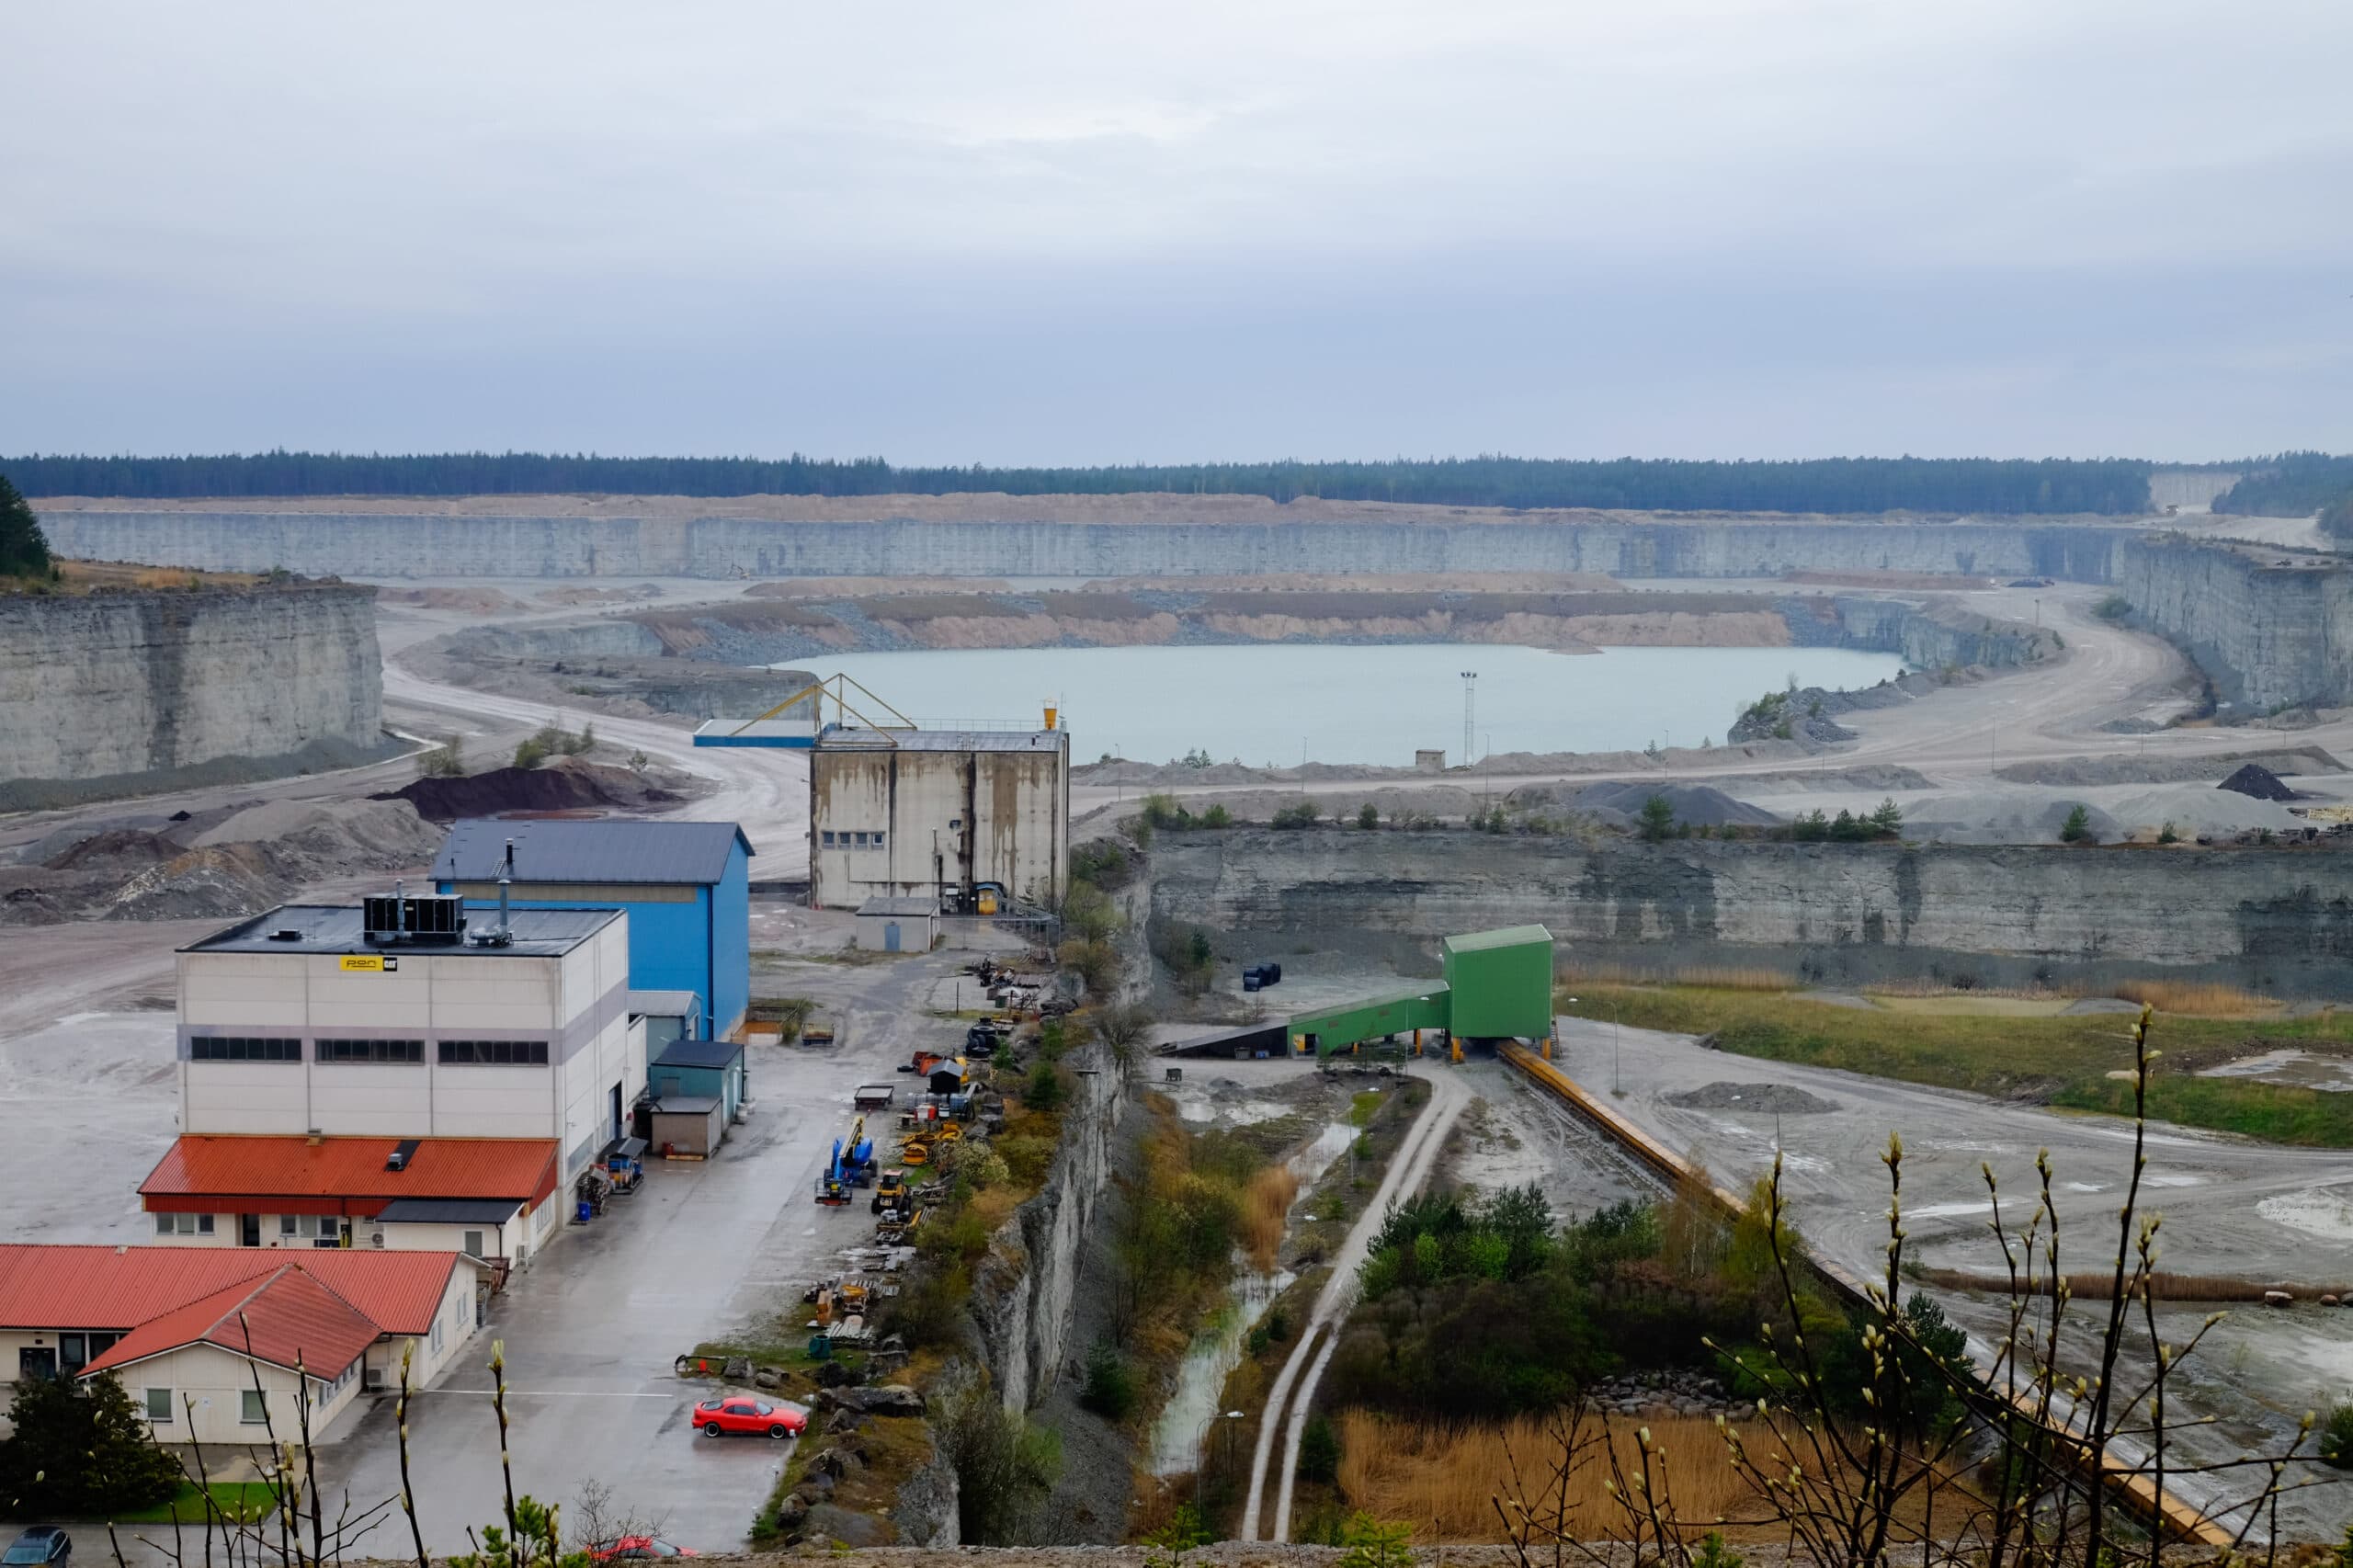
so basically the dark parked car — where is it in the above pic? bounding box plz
[4,1529,70,1567]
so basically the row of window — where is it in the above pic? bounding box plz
[148,1386,268,1425]
[438,1039,551,1064]
[316,1038,426,1063]
[189,1036,300,1062]
[820,830,887,850]
[190,1037,551,1066]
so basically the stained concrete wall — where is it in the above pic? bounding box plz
[0,585,382,786]
[1147,829,2353,996]
[39,509,2139,583]
[2117,535,2353,710]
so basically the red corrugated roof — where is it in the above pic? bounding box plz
[85,1266,381,1379]
[141,1136,560,1210]
[0,1245,462,1337]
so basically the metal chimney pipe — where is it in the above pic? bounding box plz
[498,839,515,939]
[394,879,406,936]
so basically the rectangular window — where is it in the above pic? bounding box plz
[145,1388,173,1422]
[189,1037,300,1062]
[279,1216,298,1236]
[430,1319,444,1353]
[872,832,885,850]
[438,1040,551,1065]
[154,1212,175,1236]
[60,1334,86,1371]
[316,1039,423,1064]
[196,1213,214,1235]
[820,831,835,848]
[462,1230,485,1257]
[240,1390,266,1425]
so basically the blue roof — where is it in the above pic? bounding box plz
[433,820,753,886]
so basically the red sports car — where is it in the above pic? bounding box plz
[691,1396,805,1439]
[586,1539,698,1561]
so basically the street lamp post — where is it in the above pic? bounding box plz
[1196,1408,1245,1513]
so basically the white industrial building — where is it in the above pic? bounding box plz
[174,896,642,1164]
[144,893,645,1258]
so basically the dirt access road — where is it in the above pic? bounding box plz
[1237,1066,1472,1543]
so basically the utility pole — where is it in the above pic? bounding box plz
[1461,671,1477,769]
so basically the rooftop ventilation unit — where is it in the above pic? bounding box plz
[385,1139,421,1173]
[364,886,468,947]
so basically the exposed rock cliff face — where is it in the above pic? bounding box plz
[0,585,384,794]
[968,1041,1127,1412]
[40,507,2137,583]
[2118,535,2353,710]
[1147,828,2353,995]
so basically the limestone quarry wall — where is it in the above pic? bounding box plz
[0,585,383,786]
[1147,829,2353,995]
[2117,535,2353,711]
[40,509,2136,583]
[968,1040,1126,1412]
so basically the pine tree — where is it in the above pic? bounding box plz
[0,1372,186,1513]
[0,474,53,578]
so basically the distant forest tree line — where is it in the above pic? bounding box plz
[2211,451,2353,540]
[5,450,2165,515]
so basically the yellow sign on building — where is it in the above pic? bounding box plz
[338,955,384,972]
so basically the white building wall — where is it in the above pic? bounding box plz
[111,1345,353,1447]
[176,934,631,1144]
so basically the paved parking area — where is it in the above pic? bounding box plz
[302,937,988,1553]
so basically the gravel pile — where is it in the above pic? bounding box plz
[1572,780,1781,827]
[1667,1081,1841,1114]
[2218,762,2297,801]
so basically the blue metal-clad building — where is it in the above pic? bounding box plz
[432,820,753,1042]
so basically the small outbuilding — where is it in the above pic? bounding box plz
[855,896,939,954]
[652,1037,748,1123]
[648,1095,725,1159]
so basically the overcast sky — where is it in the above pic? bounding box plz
[5,1,2347,464]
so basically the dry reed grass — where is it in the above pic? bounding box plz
[1243,1166,1299,1271]
[1560,963,1794,993]
[1862,976,2084,1001]
[2108,978,2279,1017]
[1338,1408,1965,1545]
[1336,1411,1755,1540]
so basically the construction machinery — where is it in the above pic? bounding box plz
[898,1120,961,1166]
[813,1115,880,1205]
[875,1206,924,1245]
[870,1167,908,1215]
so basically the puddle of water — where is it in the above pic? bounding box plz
[2143,1174,2204,1188]
[1146,1259,1296,1475]
[2258,1188,2353,1243]
[1290,1120,1357,1185]
[2200,1049,2353,1093]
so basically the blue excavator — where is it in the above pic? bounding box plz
[813,1114,880,1206]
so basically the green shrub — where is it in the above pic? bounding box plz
[2060,803,2096,844]
[1200,803,1233,828]
[1271,800,1322,829]
[1297,1413,1339,1482]
[1024,1059,1064,1110]
[2320,1403,2353,1469]
[1079,1343,1138,1421]
[2094,594,2132,620]
[1357,802,1379,829]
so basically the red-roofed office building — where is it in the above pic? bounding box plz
[140,1134,561,1264]
[0,1246,485,1445]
